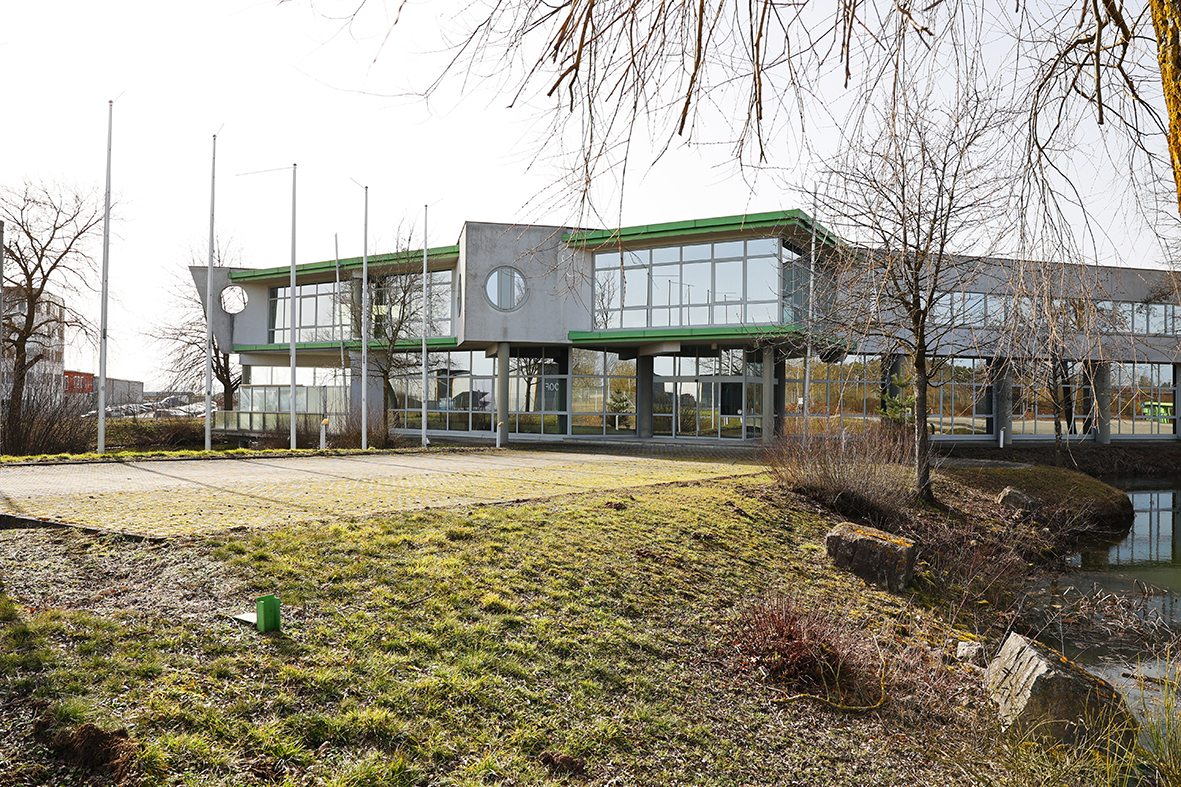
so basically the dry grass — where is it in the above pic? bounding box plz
[764,427,916,528]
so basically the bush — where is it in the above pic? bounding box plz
[764,427,915,528]
[4,383,94,456]
[728,594,882,708]
[106,416,205,450]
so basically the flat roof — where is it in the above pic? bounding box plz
[563,209,840,249]
[228,245,461,284]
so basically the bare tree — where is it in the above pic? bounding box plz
[148,240,241,409]
[818,78,1019,501]
[352,228,450,445]
[298,1,1181,237]
[0,182,104,455]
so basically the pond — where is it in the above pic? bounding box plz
[1044,479,1181,715]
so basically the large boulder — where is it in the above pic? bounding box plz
[825,522,915,592]
[997,486,1042,514]
[984,632,1136,747]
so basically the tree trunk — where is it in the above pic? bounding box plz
[912,353,934,503]
[6,344,28,456]
[382,372,390,449]
[1151,0,1181,216]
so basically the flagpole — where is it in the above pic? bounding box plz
[98,100,113,454]
[334,233,344,372]
[421,204,428,448]
[204,134,217,451]
[0,219,5,457]
[289,164,297,450]
[361,186,369,449]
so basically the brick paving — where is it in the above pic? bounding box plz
[0,446,765,539]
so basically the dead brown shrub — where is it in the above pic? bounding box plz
[727,593,883,708]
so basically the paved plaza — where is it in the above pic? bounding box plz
[0,447,764,539]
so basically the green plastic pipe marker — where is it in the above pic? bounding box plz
[256,595,281,633]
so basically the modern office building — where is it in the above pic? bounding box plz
[193,210,1181,445]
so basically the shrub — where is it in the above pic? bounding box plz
[728,594,882,708]
[4,382,94,455]
[107,416,205,450]
[764,426,915,528]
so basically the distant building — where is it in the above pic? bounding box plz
[2,288,65,402]
[63,371,144,408]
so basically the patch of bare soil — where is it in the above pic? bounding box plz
[48,723,136,780]
[0,528,244,618]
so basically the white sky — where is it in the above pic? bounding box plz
[0,1,1169,388]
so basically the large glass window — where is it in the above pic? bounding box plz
[372,269,454,339]
[268,281,349,344]
[593,237,785,329]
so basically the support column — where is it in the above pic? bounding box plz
[882,353,905,410]
[774,353,786,436]
[497,342,510,445]
[1094,361,1111,445]
[992,358,1012,449]
[637,355,654,439]
[761,347,775,445]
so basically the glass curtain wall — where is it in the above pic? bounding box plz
[268,282,350,344]
[1111,362,1177,437]
[226,365,349,432]
[593,238,784,329]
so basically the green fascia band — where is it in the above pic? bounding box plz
[229,245,461,283]
[568,325,805,345]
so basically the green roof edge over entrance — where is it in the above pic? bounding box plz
[568,325,804,345]
[563,209,839,248]
[228,245,461,284]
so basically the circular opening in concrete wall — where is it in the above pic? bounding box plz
[484,267,527,311]
[219,285,248,315]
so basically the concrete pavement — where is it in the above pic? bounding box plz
[0,447,764,539]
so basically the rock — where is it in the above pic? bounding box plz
[955,641,987,667]
[997,486,1042,514]
[984,632,1136,747]
[825,522,915,592]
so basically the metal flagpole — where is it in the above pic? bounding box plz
[802,192,817,440]
[289,164,297,450]
[204,134,217,451]
[0,219,4,457]
[421,204,428,448]
[98,100,114,454]
[334,234,344,372]
[361,187,369,449]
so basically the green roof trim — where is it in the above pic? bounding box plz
[568,325,804,345]
[228,245,461,284]
[234,337,459,354]
[563,210,840,249]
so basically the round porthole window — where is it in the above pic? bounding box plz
[219,285,248,314]
[485,267,527,311]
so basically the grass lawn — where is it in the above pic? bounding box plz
[1,475,982,786]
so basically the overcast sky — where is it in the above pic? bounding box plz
[1,1,1169,389]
